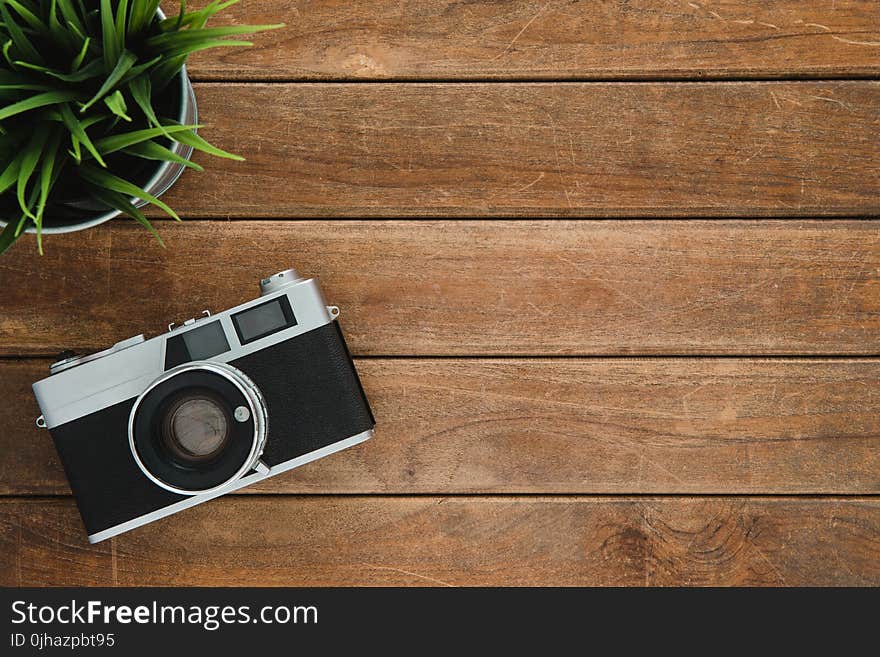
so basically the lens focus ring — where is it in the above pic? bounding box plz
[128,362,268,496]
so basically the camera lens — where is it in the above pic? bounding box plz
[129,362,267,496]
[160,392,231,464]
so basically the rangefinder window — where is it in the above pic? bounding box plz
[232,297,296,345]
[164,321,230,369]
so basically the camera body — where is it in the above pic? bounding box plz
[32,269,374,543]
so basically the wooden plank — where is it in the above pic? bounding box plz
[135,81,880,217]
[3,220,880,356]
[0,500,112,587]
[168,1,880,80]
[146,82,880,217]
[5,358,880,496]
[2,497,877,586]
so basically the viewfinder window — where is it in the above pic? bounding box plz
[164,320,230,369]
[232,297,296,345]
[183,321,230,360]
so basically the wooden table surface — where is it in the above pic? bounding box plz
[2,1,880,586]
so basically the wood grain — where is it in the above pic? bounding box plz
[144,82,880,217]
[167,1,880,80]
[5,358,880,496]
[3,220,880,356]
[2,497,877,586]
[4,3,879,590]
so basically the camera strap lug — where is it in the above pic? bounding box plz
[327,306,340,319]
[35,415,47,429]
[255,460,270,475]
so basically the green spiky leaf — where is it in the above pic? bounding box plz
[35,129,64,254]
[123,139,204,171]
[0,4,42,63]
[79,163,180,221]
[89,187,164,247]
[17,129,50,219]
[0,90,79,121]
[56,0,86,36]
[15,58,105,82]
[104,90,131,121]
[127,74,163,132]
[81,49,137,112]
[5,1,47,33]
[100,0,120,69]
[71,36,91,71]
[94,123,202,154]
[58,103,106,167]
[161,119,245,161]
[0,152,24,195]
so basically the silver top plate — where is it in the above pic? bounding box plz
[33,274,332,429]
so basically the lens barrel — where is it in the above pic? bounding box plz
[128,362,267,496]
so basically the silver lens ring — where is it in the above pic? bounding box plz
[128,361,268,496]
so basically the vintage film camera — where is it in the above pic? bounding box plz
[33,269,374,543]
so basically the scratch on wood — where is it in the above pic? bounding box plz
[362,563,456,587]
[555,254,651,311]
[743,144,766,164]
[831,36,880,47]
[680,384,708,411]
[490,2,550,61]
[772,92,803,107]
[690,4,779,32]
[801,24,880,47]
[808,95,857,113]
[749,540,788,585]
[512,172,546,194]
[826,509,864,584]
[526,301,552,317]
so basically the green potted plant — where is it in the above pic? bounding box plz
[0,0,281,254]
